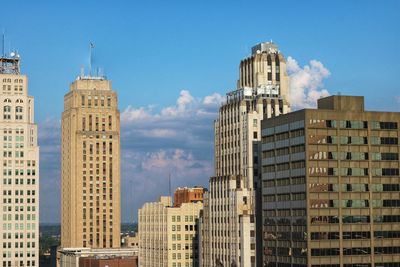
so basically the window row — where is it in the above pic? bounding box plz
[2,78,23,83]
[81,95,112,107]
[2,178,36,185]
[308,167,399,177]
[321,120,398,130]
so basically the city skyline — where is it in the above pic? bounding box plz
[1,0,399,223]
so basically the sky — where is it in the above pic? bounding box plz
[1,0,399,223]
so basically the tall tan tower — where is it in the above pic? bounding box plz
[61,75,121,249]
[0,52,39,267]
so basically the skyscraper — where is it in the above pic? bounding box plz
[61,74,121,249]
[261,95,400,267]
[200,41,290,267]
[0,52,39,267]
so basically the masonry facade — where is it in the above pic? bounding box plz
[200,41,290,267]
[261,95,400,267]
[0,55,39,267]
[174,187,205,208]
[138,196,202,267]
[61,77,121,249]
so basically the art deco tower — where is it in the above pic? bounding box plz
[0,52,39,267]
[61,74,121,249]
[200,41,290,267]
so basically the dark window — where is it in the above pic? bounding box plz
[380,122,398,129]
[381,137,398,145]
[311,248,340,256]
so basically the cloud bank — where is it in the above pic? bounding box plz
[287,56,331,110]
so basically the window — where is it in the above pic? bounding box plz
[371,121,398,129]
[15,106,23,120]
[3,106,11,120]
[311,232,339,240]
[311,248,340,256]
[253,131,257,139]
[380,137,398,145]
[342,215,370,223]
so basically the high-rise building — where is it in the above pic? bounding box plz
[138,196,202,267]
[0,52,39,267]
[200,41,290,267]
[261,95,400,267]
[61,74,121,249]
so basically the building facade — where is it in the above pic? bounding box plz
[59,248,137,267]
[61,76,121,249]
[261,95,400,267]
[138,196,202,267]
[0,54,39,267]
[174,187,205,207]
[200,41,290,267]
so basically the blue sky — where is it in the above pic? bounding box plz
[2,0,399,223]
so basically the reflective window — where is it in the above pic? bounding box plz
[373,215,400,223]
[311,232,339,240]
[339,120,368,129]
[343,247,371,255]
[342,215,370,223]
[342,231,370,239]
[311,248,340,256]
[374,231,400,239]
[371,184,400,192]
[370,121,398,129]
[374,246,400,254]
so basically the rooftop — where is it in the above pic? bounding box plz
[317,95,365,111]
[251,41,279,55]
[0,53,21,75]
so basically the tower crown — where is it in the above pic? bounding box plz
[0,52,21,74]
[251,41,279,55]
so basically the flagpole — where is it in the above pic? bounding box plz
[89,42,93,76]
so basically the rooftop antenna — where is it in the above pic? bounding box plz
[169,173,172,204]
[80,65,84,77]
[89,42,94,76]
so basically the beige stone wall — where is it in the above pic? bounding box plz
[138,197,202,267]
[0,74,39,267]
[61,78,121,249]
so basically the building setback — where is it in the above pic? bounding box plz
[0,53,39,267]
[138,196,202,267]
[200,41,290,267]
[261,95,400,267]
[61,75,121,249]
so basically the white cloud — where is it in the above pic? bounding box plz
[203,92,224,106]
[287,56,331,109]
[121,90,222,123]
[121,106,155,122]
